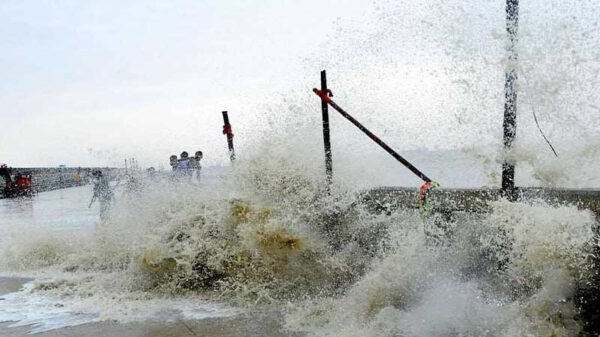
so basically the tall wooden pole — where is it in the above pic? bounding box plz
[320,70,333,185]
[222,111,235,162]
[503,0,519,201]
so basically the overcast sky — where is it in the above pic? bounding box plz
[0,1,374,168]
[1,0,598,175]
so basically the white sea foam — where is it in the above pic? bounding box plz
[0,280,239,334]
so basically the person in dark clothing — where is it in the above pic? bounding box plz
[0,164,14,197]
[89,170,114,221]
[169,155,178,172]
[190,151,203,180]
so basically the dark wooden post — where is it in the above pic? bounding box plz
[320,70,333,185]
[502,0,518,201]
[222,111,235,162]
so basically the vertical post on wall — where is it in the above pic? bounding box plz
[320,70,333,186]
[222,111,236,162]
[502,0,519,201]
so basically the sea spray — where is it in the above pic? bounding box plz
[285,200,598,337]
[0,149,598,336]
[1,153,386,302]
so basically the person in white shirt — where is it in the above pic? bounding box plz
[176,151,192,178]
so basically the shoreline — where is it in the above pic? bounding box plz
[0,277,299,337]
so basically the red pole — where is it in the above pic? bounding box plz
[222,111,235,162]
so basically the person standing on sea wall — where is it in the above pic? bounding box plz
[169,155,178,172]
[190,151,203,181]
[175,151,193,179]
[89,170,114,221]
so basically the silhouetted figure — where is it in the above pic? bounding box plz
[0,164,14,197]
[169,155,178,172]
[75,167,82,183]
[191,151,203,180]
[89,170,114,221]
[146,167,156,180]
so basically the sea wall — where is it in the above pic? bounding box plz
[363,187,600,218]
[1,167,122,197]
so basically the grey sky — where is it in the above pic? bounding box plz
[1,0,599,179]
[0,0,372,167]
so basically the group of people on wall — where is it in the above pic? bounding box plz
[170,150,203,178]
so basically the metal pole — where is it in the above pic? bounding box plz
[320,70,333,185]
[502,0,519,201]
[222,111,236,162]
[313,89,432,183]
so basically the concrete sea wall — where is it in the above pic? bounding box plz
[1,167,122,197]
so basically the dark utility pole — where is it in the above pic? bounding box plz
[320,70,333,185]
[222,111,235,162]
[502,0,518,201]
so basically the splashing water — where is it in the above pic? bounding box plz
[1,143,598,336]
[1,0,600,336]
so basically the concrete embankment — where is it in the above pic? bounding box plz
[1,167,122,198]
[364,186,600,218]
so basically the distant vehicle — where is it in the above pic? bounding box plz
[0,164,34,198]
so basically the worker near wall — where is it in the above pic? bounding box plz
[89,170,114,221]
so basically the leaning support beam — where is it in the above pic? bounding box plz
[502,0,519,201]
[313,88,432,183]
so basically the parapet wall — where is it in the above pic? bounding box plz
[1,167,123,197]
[363,187,600,218]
